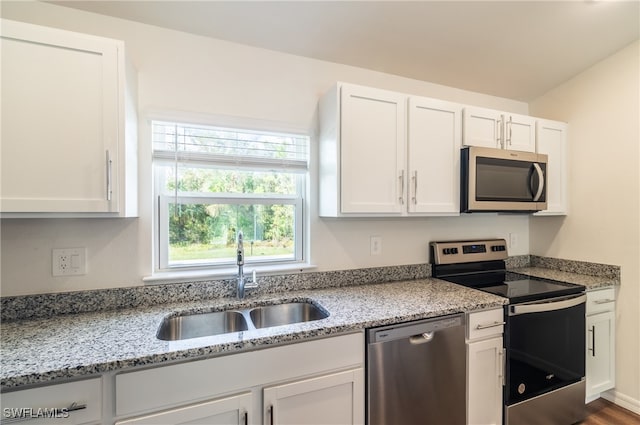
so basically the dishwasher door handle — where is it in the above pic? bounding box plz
[409,332,434,345]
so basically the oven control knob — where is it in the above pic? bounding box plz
[518,383,526,394]
[452,248,458,254]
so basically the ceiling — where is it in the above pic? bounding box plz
[50,1,640,101]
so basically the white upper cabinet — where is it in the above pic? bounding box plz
[0,19,137,217]
[463,107,536,152]
[534,119,568,216]
[462,107,502,149]
[319,83,461,217]
[506,113,536,152]
[339,84,406,215]
[407,96,462,215]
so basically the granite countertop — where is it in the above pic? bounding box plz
[510,267,618,291]
[0,278,507,390]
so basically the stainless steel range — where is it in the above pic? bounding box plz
[431,239,586,425]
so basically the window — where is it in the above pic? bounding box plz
[152,120,308,271]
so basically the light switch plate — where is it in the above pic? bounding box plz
[52,248,86,276]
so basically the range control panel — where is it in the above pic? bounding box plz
[430,239,508,265]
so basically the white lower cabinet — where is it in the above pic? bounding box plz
[116,392,253,425]
[114,333,364,425]
[467,308,504,425]
[264,369,364,425]
[586,288,616,401]
[0,378,102,424]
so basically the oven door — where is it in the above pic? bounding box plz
[505,293,586,406]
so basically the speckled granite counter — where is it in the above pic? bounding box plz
[508,254,620,291]
[0,278,506,390]
[510,267,618,290]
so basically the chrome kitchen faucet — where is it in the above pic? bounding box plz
[236,231,258,299]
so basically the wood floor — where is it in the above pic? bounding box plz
[580,398,640,425]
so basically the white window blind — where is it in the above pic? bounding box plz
[152,121,308,171]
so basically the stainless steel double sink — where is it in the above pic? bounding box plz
[157,301,329,341]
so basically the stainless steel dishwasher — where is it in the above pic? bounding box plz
[367,314,466,425]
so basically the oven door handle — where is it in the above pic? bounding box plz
[509,293,586,316]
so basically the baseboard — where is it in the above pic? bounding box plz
[602,390,640,415]
[585,394,600,404]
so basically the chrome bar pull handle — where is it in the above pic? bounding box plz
[588,325,596,357]
[243,411,248,425]
[398,170,405,204]
[106,150,113,201]
[475,321,506,330]
[411,171,418,204]
[269,405,274,425]
[507,116,513,145]
[498,348,505,386]
[497,117,503,148]
[594,299,615,305]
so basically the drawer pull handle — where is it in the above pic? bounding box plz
[475,321,505,330]
[1,402,87,424]
[594,299,615,305]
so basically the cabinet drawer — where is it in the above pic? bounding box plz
[587,288,616,315]
[0,378,102,424]
[467,308,504,341]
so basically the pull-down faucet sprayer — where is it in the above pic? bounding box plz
[236,231,257,299]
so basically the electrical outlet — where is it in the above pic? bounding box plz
[52,248,86,276]
[370,236,382,256]
[509,233,518,249]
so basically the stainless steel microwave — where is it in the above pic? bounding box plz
[461,146,548,212]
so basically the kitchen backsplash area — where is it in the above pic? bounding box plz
[1,257,619,322]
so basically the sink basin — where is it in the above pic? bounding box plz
[157,310,249,341]
[157,301,329,341]
[249,302,329,329]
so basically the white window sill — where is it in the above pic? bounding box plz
[143,263,317,285]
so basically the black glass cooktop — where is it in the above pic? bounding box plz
[477,278,584,304]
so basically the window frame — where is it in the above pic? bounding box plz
[151,118,309,274]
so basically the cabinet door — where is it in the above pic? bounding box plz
[586,311,616,399]
[263,368,364,425]
[534,120,568,215]
[504,113,536,152]
[462,107,502,149]
[1,19,120,213]
[467,337,503,425]
[407,97,462,215]
[340,84,406,214]
[116,392,253,425]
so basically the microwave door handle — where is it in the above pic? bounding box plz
[531,163,544,201]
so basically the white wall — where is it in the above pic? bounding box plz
[0,2,530,296]
[530,41,640,411]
